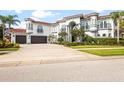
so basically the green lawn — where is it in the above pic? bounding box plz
[0,48,19,51]
[70,45,124,49]
[80,49,124,56]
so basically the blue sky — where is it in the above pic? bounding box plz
[0,10,116,28]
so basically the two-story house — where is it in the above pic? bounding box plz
[10,12,121,44]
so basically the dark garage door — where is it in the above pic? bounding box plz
[31,36,47,44]
[16,35,26,44]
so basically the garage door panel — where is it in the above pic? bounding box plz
[16,35,26,44]
[31,36,47,44]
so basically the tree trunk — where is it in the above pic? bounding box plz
[117,19,120,44]
[2,27,4,41]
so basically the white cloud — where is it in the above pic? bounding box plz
[12,21,26,29]
[30,17,41,21]
[56,18,62,21]
[32,10,59,19]
[94,10,104,13]
[15,10,23,14]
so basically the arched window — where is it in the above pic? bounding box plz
[37,25,43,33]
[69,21,76,29]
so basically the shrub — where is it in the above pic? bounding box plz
[0,41,20,48]
[57,37,64,44]
[94,38,118,45]
[61,42,84,46]
[120,40,124,45]
[13,43,20,48]
[58,37,124,46]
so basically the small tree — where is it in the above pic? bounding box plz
[70,27,84,42]
[0,15,7,41]
[48,34,55,43]
[58,31,68,41]
[57,37,63,44]
[110,11,124,44]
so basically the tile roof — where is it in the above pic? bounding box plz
[98,15,111,19]
[63,14,83,20]
[33,21,51,25]
[10,29,26,33]
[25,18,53,26]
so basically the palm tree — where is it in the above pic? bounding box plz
[110,11,124,44]
[6,15,20,29]
[0,15,7,41]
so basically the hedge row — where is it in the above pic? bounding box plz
[59,38,124,46]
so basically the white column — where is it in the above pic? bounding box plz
[27,34,31,44]
[11,33,16,43]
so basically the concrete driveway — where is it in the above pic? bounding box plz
[0,44,101,65]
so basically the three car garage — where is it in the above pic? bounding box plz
[15,35,47,44]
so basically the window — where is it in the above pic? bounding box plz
[28,23,30,30]
[108,33,111,37]
[86,23,89,29]
[27,23,33,30]
[61,25,66,31]
[103,34,106,37]
[100,21,103,28]
[97,34,100,37]
[31,24,33,30]
[108,23,112,29]
[104,21,107,28]
[37,25,43,33]
[99,21,108,29]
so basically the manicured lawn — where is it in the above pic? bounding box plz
[0,48,19,51]
[80,49,124,56]
[70,45,124,49]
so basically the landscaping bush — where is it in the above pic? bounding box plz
[61,42,84,46]
[94,38,117,45]
[120,40,124,45]
[0,41,20,48]
[57,37,124,46]
[57,37,64,44]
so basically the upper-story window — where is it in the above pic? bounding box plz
[37,25,43,33]
[86,22,89,29]
[100,21,103,28]
[27,23,33,30]
[108,23,112,29]
[104,21,107,28]
[99,21,108,29]
[31,24,33,30]
[61,25,66,31]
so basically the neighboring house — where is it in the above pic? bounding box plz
[10,12,124,44]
